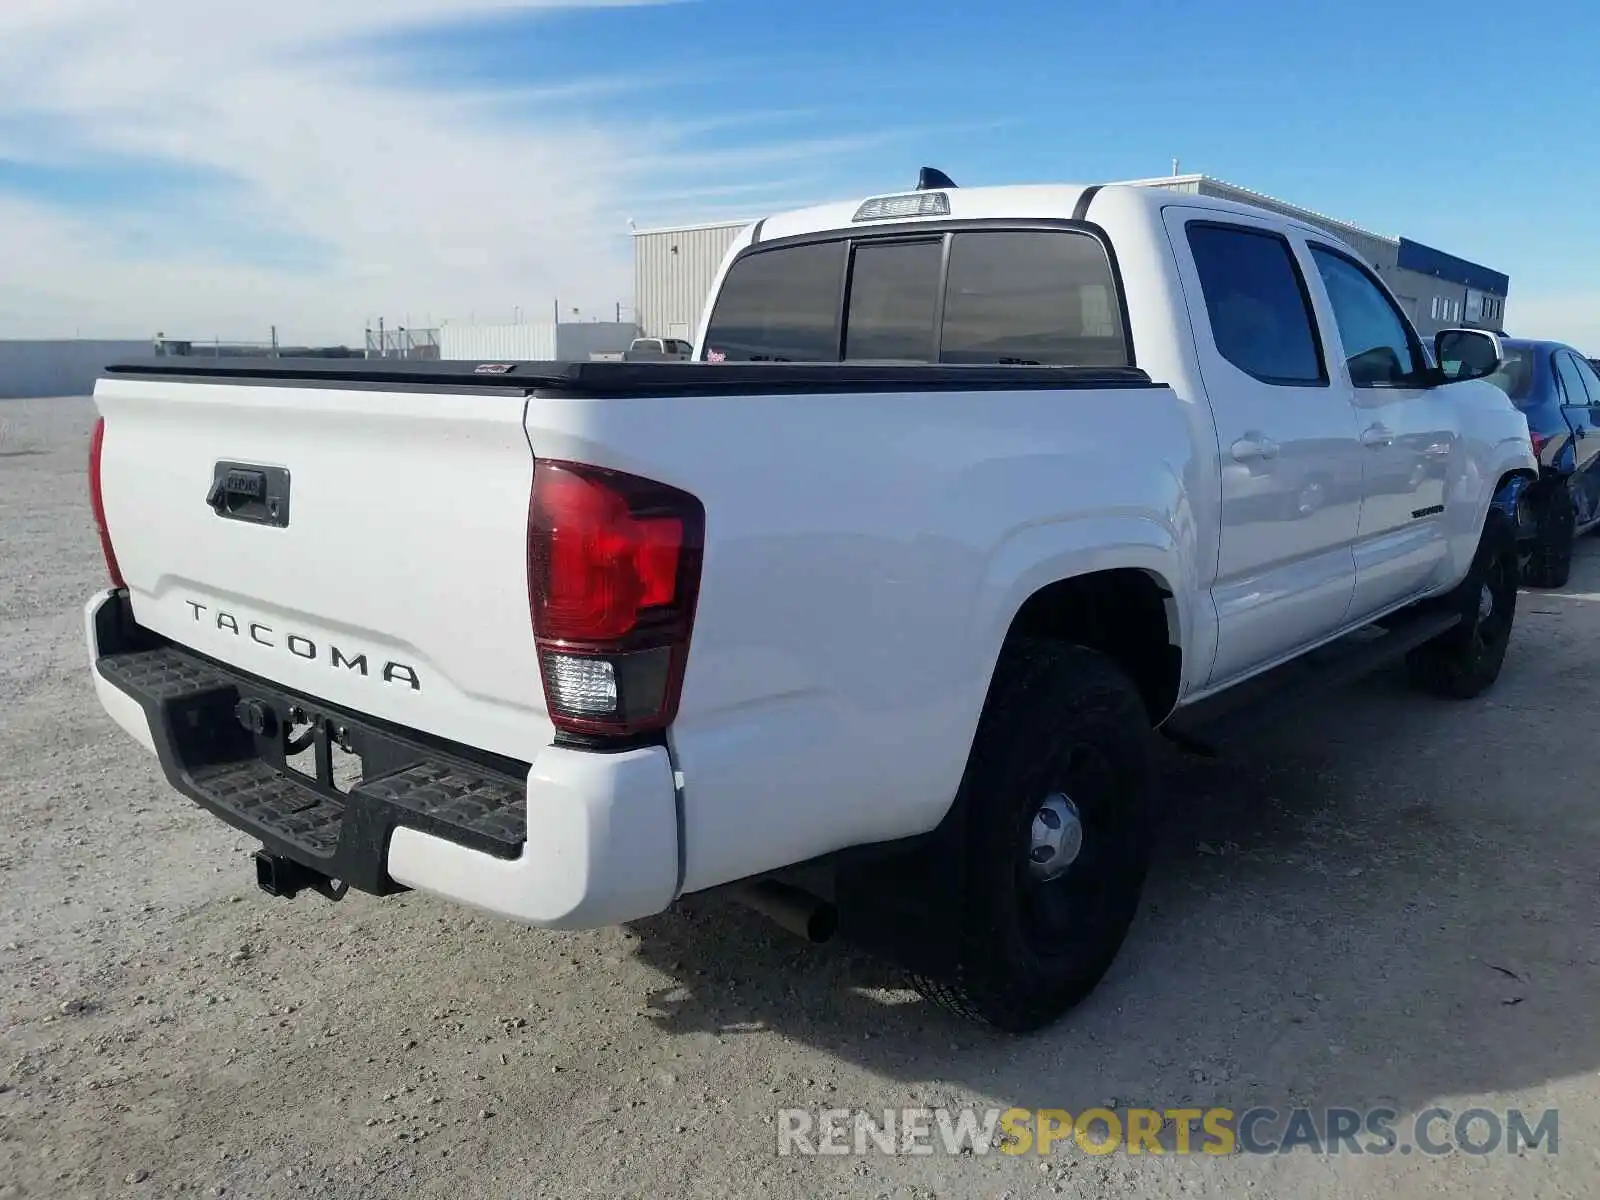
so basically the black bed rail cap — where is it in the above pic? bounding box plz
[101,356,1158,398]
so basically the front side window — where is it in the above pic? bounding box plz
[1308,246,1425,387]
[1186,222,1325,385]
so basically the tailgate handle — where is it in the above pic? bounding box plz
[208,469,266,507]
[207,462,291,528]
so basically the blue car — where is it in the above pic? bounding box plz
[1480,338,1600,587]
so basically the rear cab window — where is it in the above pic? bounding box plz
[844,239,944,361]
[700,227,1129,367]
[701,240,845,362]
[1480,345,1538,406]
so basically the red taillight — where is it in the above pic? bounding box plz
[528,460,703,738]
[88,416,125,589]
[1528,429,1550,462]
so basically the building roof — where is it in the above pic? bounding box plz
[1110,173,1399,247]
[1396,238,1510,297]
[630,218,755,237]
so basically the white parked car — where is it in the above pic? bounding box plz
[85,175,1536,1032]
[624,336,693,361]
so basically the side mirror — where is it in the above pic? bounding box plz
[1434,328,1504,384]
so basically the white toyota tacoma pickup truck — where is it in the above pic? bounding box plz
[85,175,1537,1032]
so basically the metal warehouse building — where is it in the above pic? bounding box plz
[631,175,1509,343]
[632,219,752,343]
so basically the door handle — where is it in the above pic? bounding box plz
[1230,434,1280,462]
[1360,424,1394,448]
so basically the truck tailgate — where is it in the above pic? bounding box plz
[93,375,552,761]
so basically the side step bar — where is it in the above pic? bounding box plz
[1163,608,1462,754]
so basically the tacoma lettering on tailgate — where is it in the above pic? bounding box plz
[184,601,421,690]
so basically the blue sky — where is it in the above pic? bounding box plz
[0,0,1595,347]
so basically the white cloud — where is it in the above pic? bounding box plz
[0,1,697,344]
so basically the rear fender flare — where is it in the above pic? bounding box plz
[977,513,1198,699]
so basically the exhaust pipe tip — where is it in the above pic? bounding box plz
[731,880,838,944]
[805,902,839,944]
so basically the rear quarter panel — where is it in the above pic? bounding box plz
[524,378,1204,893]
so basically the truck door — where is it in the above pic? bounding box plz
[1302,242,1454,620]
[1163,207,1364,686]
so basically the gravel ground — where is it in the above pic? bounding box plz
[2,393,1597,1200]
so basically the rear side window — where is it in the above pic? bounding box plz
[1186,223,1325,385]
[702,227,1130,367]
[844,239,943,361]
[941,231,1127,366]
[701,240,845,361]
[1554,350,1592,406]
[1573,355,1600,406]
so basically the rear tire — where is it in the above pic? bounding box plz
[908,641,1153,1033]
[1524,481,1574,589]
[1406,511,1518,699]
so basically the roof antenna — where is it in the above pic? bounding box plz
[916,166,957,191]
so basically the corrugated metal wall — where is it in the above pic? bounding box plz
[0,340,151,399]
[632,222,749,341]
[438,323,558,361]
